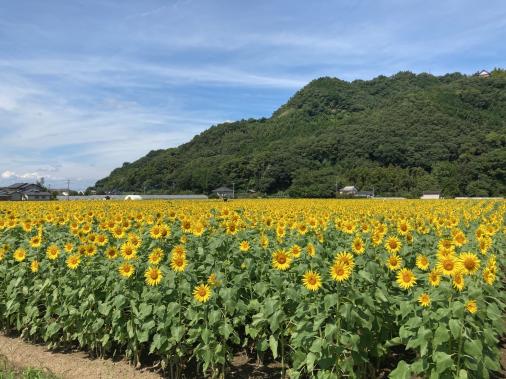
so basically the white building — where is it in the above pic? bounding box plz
[478,70,491,78]
[420,191,441,200]
[339,186,358,196]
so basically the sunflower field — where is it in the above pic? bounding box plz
[0,199,504,379]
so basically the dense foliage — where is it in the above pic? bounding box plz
[92,70,506,197]
[0,199,504,378]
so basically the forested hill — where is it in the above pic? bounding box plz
[92,70,506,197]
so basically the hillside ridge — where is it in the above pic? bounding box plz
[92,70,506,197]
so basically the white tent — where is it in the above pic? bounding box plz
[124,195,143,200]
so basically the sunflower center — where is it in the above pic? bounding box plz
[277,256,286,264]
[464,259,475,270]
[443,260,454,270]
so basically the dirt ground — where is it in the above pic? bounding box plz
[0,332,505,378]
[0,333,161,379]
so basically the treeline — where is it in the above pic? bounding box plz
[91,69,506,197]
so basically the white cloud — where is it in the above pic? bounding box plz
[1,170,16,179]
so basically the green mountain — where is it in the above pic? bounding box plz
[92,70,506,197]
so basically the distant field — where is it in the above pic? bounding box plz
[0,199,504,378]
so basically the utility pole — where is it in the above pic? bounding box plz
[335,176,339,198]
[66,179,70,200]
[232,182,235,199]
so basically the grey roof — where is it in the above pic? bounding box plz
[7,183,27,189]
[422,191,441,195]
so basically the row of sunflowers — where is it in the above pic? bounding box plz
[0,199,504,378]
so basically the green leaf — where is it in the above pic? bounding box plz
[449,319,461,338]
[433,325,450,348]
[269,335,278,359]
[306,352,317,372]
[98,302,111,316]
[463,339,482,359]
[389,360,411,379]
[219,322,233,340]
[208,309,221,325]
[486,303,500,321]
[269,310,283,333]
[138,303,152,319]
[358,270,372,282]
[171,325,185,342]
[433,351,453,374]
[457,369,468,379]
[324,323,337,341]
[309,338,323,353]
[375,288,388,302]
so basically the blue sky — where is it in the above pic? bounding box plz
[0,0,505,190]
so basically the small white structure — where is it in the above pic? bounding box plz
[339,186,358,196]
[478,70,491,78]
[421,191,441,200]
[124,194,143,200]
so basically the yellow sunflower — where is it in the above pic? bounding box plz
[170,254,188,272]
[457,252,480,275]
[29,235,42,248]
[482,268,496,285]
[351,236,365,255]
[330,261,351,282]
[66,255,81,270]
[437,255,457,276]
[306,243,316,257]
[144,266,163,286]
[150,225,162,239]
[148,248,164,265]
[386,254,402,271]
[396,268,416,290]
[193,284,212,303]
[335,252,355,270]
[105,247,119,260]
[30,260,40,273]
[452,272,465,291]
[385,236,402,254]
[302,271,322,291]
[14,248,26,262]
[465,300,477,314]
[46,244,60,260]
[120,242,137,260]
[118,262,135,278]
[415,255,430,271]
[418,293,431,307]
[272,250,292,271]
[239,240,250,252]
[207,273,221,288]
[428,269,441,287]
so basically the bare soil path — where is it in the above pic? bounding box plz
[0,333,161,379]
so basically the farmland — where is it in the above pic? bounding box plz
[0,199,504,379]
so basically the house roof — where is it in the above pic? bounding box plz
[422,191,441,195]
[478,70,490,76]
[6,183,28,189]
[340,186,357,191]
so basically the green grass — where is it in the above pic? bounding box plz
[0,355,59,379]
